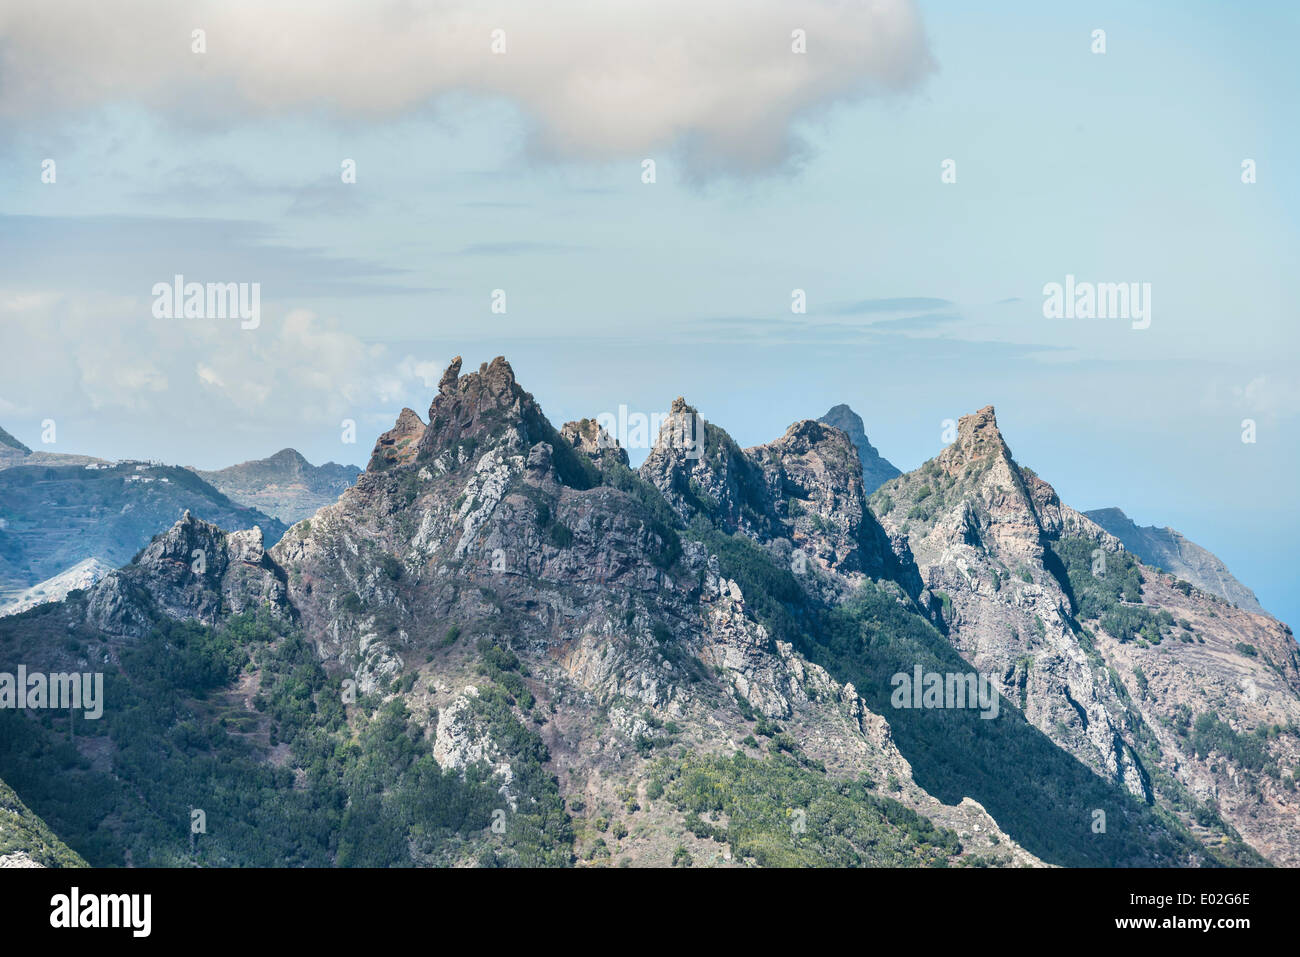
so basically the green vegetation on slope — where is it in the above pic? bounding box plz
[0,775,86,867]
[687,522,1215,867]
[0,610,569,866]
[1049,536,1175,645]
[655,751,961,867]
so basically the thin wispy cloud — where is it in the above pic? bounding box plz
[454,242,585,257]
[829,297,954,315]
[0,214,425,298]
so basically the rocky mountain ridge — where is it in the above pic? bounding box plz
[0,358,1294,868]
[870,405,1300,864]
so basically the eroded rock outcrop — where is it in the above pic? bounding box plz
[871,405,1300,861]
[85,511,289,637]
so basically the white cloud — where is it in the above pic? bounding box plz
[0,291,442,435]
[0,0,934,174]
[399,357,447,390]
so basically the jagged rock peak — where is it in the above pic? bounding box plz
[86,511,285,637]
[939,405,1012,472]
[561,418,604,448]
[416,356,546,463]
[641,397,706,463]
[777,418,842,446]
[960,404,1001,441]
[819,404,901,494]
[439,356,462,395]
[561,418,629,468]
[749,418,901,579]
[157,509,264,556]
[369,407,427,471]
[477,355,519,394]
[754,418,865,472]
[426,355,521,419]
[641,405,790,540]
[395,407,426,428]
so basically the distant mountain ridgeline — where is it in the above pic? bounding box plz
[194,448,361,525]
[1084,507,1267,616]
[0,365,1293,868]
[0,459,287,604]
[0,432,360,616]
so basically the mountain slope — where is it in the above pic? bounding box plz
[0,461,287,600]
[0,426,31,455]
[0,557,114,618]
[195,448,361,524]
[0,776,86,868]
[0,361,1286,867]
[1084,507,1267,616]
[871,406,1300,864]
[0,358,1041,867]
[819,404,901,494]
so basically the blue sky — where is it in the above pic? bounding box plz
[0,0,1296,623]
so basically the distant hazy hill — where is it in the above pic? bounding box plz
[0,425,30,454]
[0,461,286,599]
[1084,507,1267,615]
[0,557,114,618]
[819,404,901,493]
[195,448,360,524]
[0,424,108,471]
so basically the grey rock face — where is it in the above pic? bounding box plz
[640,404,917,596]
[1084,507,1267,615]
[748,419,899,583]
[872,405,1300,862]
[369,408,427,472]
[86,511,289,637]
[872,406,1153,799]
[819,404,901,493]
[639,398,781,539]
[561,418,629,469]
